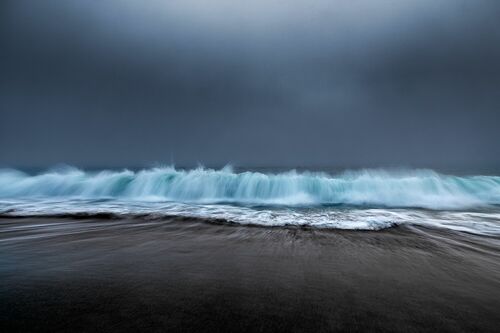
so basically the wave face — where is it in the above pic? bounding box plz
[1,166,500,235]
[1,166,500,209]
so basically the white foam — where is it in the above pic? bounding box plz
[1,166,500,235]
[2,198,500,236]
[0,166,499,209]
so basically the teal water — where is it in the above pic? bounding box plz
[1,166,500,235]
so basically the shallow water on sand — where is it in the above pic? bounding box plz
[1,217,500,332]
[2,166,500,236]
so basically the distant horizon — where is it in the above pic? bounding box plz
[3,163,500,176]
[2,2,500,332]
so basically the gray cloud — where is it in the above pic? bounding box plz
[1,0,500,169]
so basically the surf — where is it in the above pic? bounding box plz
[1,166,499,209]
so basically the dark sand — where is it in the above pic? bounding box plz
[1,217,500,332]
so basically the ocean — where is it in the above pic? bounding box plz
[1,165,500,235]
[1,166,500,332]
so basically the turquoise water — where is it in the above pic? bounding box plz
[1,166,500,235]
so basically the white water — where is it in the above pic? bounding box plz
[1,166,500,235]
[1,166,500,208]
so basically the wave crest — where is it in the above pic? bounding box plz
[1,166,500,209]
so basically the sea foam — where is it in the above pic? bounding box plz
[0,166,499,209]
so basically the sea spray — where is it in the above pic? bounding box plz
[1,166,500,209]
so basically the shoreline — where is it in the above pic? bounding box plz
[2,217,500,332]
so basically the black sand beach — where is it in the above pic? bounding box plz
[1,217,500,332]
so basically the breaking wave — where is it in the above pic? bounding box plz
[1,166,500,235]
[0,166,499,209]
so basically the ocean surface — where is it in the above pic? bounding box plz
[1,165,500,235]
[2,166,500,332]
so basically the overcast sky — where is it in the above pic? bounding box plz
[1,0,499,169]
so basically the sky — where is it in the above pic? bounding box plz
[1,0,500,169]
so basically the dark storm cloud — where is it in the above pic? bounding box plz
[1,0,500,169]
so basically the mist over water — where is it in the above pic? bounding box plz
[2,2,500,332]
[1,166,500,235]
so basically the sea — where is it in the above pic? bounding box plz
[1,165,500,236]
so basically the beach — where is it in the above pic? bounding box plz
[3,0,500,331]
[2,217,500,332]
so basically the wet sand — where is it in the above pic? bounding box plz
[1,217,500,332]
